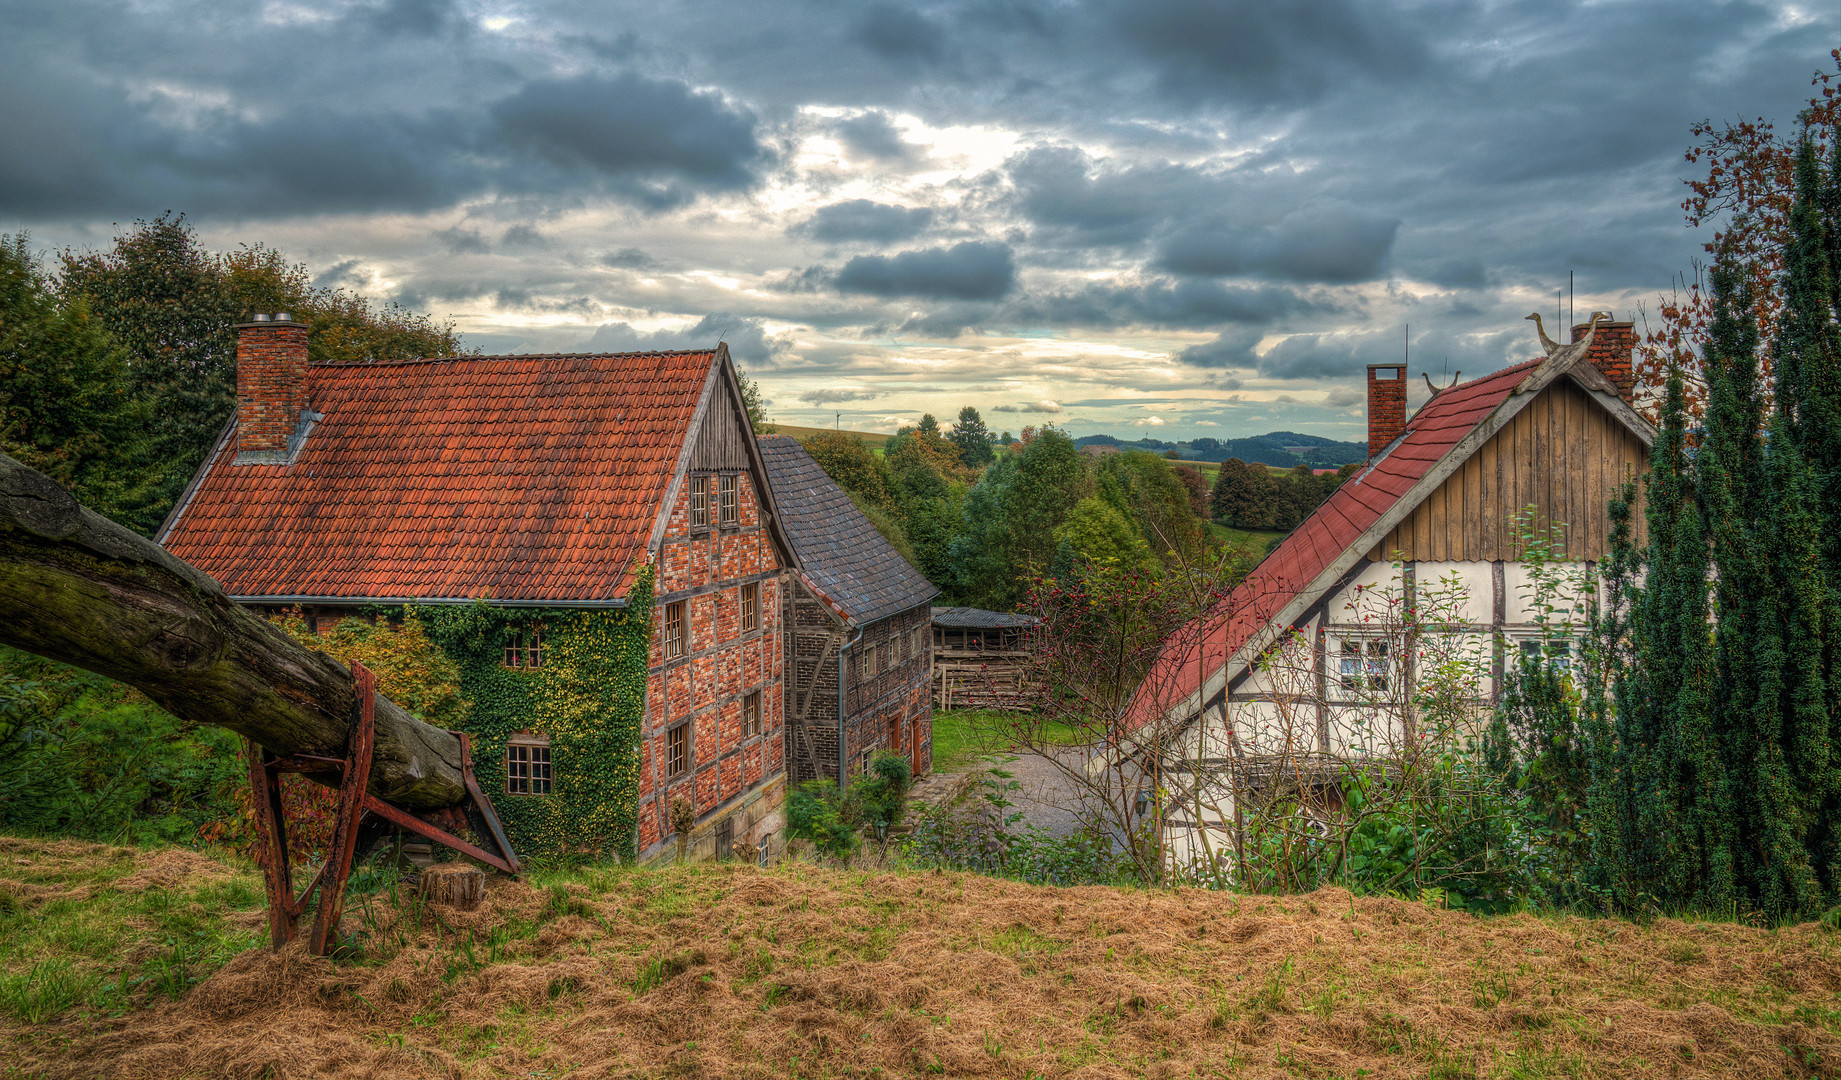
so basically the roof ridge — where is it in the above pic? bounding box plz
[307,348,720,369]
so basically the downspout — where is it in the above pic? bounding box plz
[838,623,864,790]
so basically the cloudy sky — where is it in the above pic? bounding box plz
[3,1,1834,441]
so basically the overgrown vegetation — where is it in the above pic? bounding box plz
[3,836,1839,1079]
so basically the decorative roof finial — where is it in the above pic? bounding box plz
[1525,312,1561,356]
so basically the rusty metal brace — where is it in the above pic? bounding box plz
[244,659,523,955]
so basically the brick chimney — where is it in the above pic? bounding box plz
[1571,317,1635,403]
[1366,364,1406,458]
[234,313,310,464]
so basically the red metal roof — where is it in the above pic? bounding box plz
[1128,359,1542,729]
[159,350,719,604]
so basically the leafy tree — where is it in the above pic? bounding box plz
[1054,496,1158,574]
[0,235,158,529]
[886,442,963,588]
[734,365,773,430]
[917,413,940,436]
[1171,464,1208,517]
[1636,49,1838,415]
[887,424,974,485]
[1099,451,1206,563]
[950,426,1090,609]
[949,405,995,466]
[1209,457,1276,527]
[59,216,240,530]
[801,430,892,509]
[57,215,467,532]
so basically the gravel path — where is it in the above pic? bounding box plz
[956,744,1095,839]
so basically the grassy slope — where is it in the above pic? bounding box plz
[769,423,893,448]
[2,839,1839,1078]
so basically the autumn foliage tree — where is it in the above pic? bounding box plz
[1636,49,1839,417]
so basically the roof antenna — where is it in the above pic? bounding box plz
[1569,271,1574,328]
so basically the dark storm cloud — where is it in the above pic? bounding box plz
[1017,279,1331,329]
[490,74,767,208]
[853,6,949,66]
[601,248,659,269]
[1003,145,1230,247]
[1155,204,1400,284]
[1178,328,1263,369]
[1109,0,1434,107]
[0,5,769,221]
[835,241,1016,300]
[798,200,936,244]
[312,259,367,291]
[831,112,924,163]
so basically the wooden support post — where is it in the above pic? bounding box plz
[245,739,296,950]
[310,662,377,956]
[243,659,522,956]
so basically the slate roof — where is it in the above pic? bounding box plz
[158,350,721,604]
[758,435,938,625]
[932,607,1037,630]
[1126,358,1545,729]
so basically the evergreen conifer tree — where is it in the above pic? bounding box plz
[1617,365,1722,910]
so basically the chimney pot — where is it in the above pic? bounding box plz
[253,312,270,321]
[1366,364,1407,459]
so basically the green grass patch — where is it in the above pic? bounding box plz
[1209,523,1289,555]
[930,709,1084,772]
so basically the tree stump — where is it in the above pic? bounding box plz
[419,863,485,911]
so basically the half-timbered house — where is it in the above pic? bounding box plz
[758,435,939,784]
[159,314,797,862]
[1126,316,1655,869]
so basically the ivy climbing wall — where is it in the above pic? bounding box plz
[419,569,655,861]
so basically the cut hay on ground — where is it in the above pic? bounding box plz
[2,845,1839,1079]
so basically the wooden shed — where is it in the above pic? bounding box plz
[931,607,1037,711]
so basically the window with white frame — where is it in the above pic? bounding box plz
[506,734,552,795]
[1338,638,1390,692]
[1518,637,1576,676]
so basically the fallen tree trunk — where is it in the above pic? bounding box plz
[0,452,467,809]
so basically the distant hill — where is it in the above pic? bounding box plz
[1074,432,1365,468]
[770,424,892,447]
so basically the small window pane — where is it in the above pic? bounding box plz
[744,691,761,737]
[719,474,738,525]
[741,583,759,633]
[665,602,686,660]
[691,475,709,528]
[668,724,688,777]
[507,739,552,795]
[528,627,543,668]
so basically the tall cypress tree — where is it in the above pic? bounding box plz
[1617,366,1721,910]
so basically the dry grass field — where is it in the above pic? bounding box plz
[2,835,1839,1079]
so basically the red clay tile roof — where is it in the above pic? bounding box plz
[159,350,720,604]
[1127,359,1543,730]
